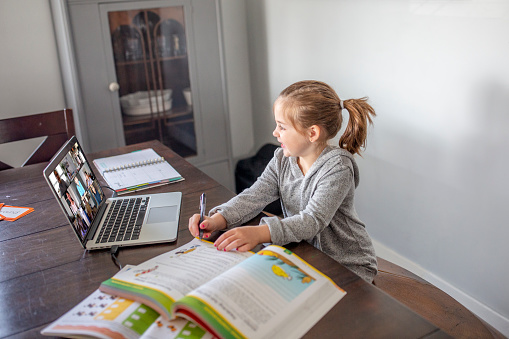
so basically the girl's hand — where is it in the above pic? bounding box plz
[188,213,227,239]
[214,225,271,252]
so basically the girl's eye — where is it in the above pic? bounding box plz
[278,124,285,131]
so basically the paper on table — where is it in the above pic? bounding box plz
[0,205,34,221]
[93,149,184,192]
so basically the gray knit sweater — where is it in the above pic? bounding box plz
[210,145,377,283]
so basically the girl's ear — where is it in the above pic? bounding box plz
[308,125,321,143]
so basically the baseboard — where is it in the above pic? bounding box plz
[372,239,509,337]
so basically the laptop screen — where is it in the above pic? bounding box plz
[45,137,105,244]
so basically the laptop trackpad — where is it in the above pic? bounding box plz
[147,206,177,224]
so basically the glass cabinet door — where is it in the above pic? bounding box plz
[107,5,196,158]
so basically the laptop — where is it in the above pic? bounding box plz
[43,136,181,250]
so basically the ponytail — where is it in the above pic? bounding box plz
[339,98,376,156]
[276,80,376,156]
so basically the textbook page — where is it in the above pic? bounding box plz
[100,238,253,319]
[173,245,346,339]
[41,289,213,339]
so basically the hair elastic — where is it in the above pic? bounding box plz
[339,100,345,110]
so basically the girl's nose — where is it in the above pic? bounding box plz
[272,128,278,137]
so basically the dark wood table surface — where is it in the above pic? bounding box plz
[0,140,450,338]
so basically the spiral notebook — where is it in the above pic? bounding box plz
[93,148,184,195]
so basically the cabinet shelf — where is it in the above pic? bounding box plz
[115,54,187,66]
[123,117,193,134]
[122,105,193,126]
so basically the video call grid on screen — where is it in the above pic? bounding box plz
[47,142,105,243]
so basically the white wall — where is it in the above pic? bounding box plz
[219,0,255,160]
[246,0,509,335]
[0,0,66,167]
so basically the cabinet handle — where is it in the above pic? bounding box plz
[109,82,120,92]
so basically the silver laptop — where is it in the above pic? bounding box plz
[43,136,181,250]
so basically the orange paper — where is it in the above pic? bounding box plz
[0,205,34,221]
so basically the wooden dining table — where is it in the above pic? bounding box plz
[0,140,451,338]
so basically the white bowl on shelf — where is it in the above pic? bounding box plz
[137,89,172,106]
[122,99,173,116]
[120,90,173,116]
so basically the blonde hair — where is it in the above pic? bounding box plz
[276,80,376,155]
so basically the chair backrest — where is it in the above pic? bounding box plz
[0,109,75,170]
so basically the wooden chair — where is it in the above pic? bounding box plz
[0,109,75,170]
[374,257,505,338]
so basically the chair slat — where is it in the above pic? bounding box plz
[0,109,75,170]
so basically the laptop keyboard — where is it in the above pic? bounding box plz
[96,197,150,243]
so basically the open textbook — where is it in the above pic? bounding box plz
[99,238,346,339]
[41,267,214,339]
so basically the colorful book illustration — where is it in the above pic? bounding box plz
[93,148,184,195]
[99,238,346,339]
[41,287,214,339]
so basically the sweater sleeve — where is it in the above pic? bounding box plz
[209,154,281,228]
[264,165,354,245]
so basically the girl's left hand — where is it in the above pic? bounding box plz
[214,225,271,252]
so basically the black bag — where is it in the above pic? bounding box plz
[235,144,282,215]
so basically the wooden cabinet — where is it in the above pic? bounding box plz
[56,0,233,188]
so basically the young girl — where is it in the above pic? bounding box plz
[189,80,378,282]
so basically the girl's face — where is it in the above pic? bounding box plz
[272,102,313,158]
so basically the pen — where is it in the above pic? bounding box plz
[199,193,206,240]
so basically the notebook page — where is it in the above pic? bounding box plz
[93,149,183,190]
